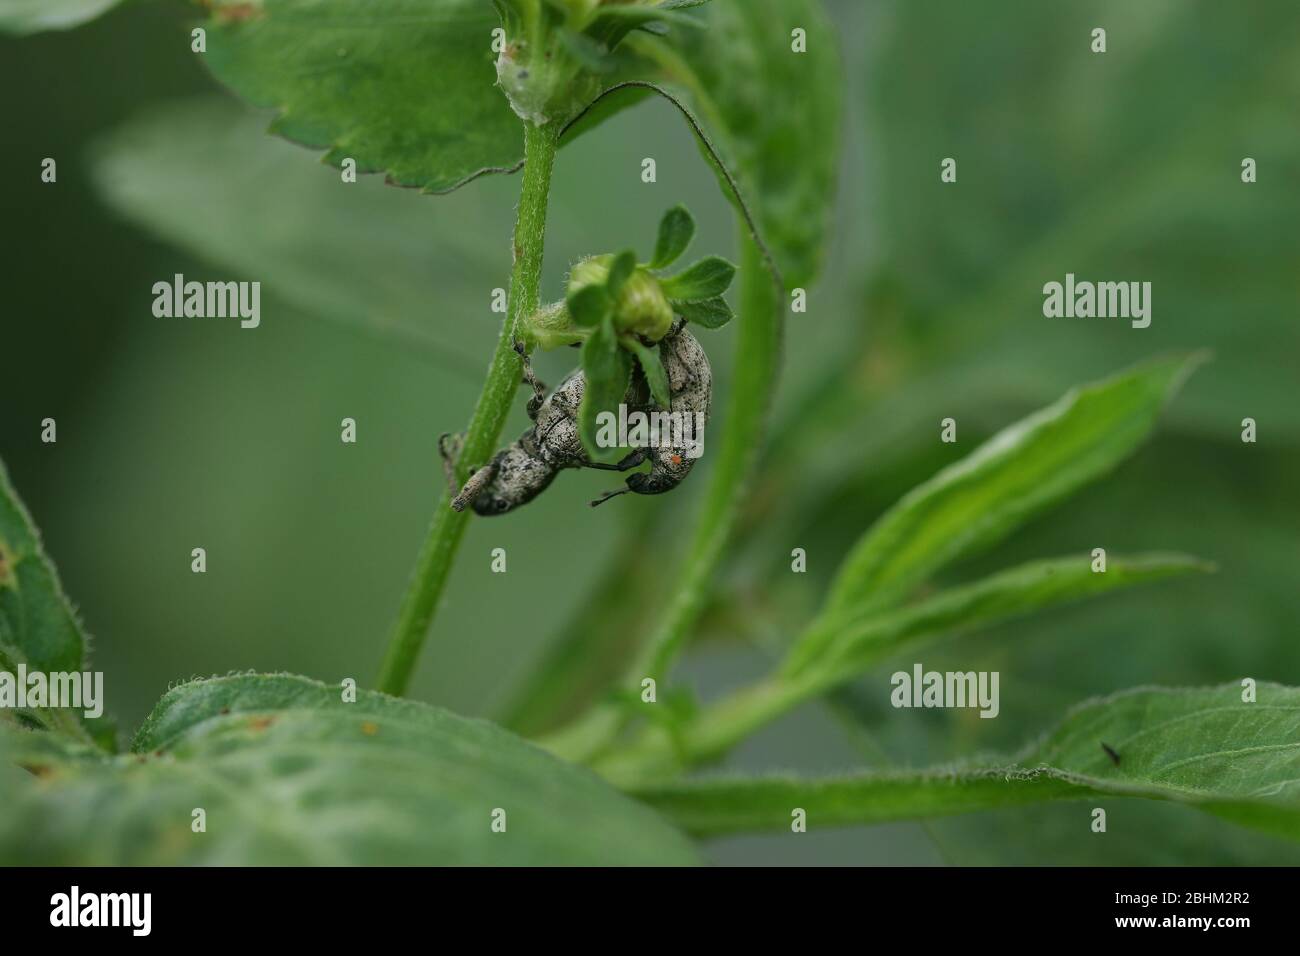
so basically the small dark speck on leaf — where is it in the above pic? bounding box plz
[219,707,230,715]
[1101,742,1121,766]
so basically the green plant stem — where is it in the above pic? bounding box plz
[540,230,781,761]
[593,675,813,786]
[636,235,781,679]
[376,120,560,697]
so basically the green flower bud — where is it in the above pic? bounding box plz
[494,35,599,127]
[567,255,674,342]
[569,255,612,292]
[616,270,674,341]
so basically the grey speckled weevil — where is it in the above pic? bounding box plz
[441,319,711,516]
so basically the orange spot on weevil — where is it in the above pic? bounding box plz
[670,454,683,466]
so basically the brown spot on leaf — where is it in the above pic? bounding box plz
[0,541,12,586]
[248,715,276,731]
[209,1,262,24]
[360,721,379,736]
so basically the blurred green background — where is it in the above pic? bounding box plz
[2,0,1297,864]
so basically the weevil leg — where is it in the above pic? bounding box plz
[513,339,547,420]
[590,486,633,508]
[451,459,498,513]
[585,448,647,472]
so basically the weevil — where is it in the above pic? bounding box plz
[441,319,711,515]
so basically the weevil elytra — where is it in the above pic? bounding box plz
[441,319,711,515]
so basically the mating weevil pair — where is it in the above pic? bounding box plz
[439,204,734,517]
[440,319,712,515]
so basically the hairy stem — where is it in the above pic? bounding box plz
[376,120,560,697]
[636,236,781,679]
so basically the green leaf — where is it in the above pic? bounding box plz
[0,458,86,683]
[0,0,121,35]
[593,551,1212,779]
[586,2,707,42]
[786,553,1211,682]
[624,339,672,410]
[650,205,696,269]
[660,255,736,300]
[822,353,1206,620]
[673,295,732,329]
[605,250,639,298]
[633,683,1300,843]
[567,284,613,328]
[92,98,500,376]
[0,674,700,865]
[579,320,633,463]
[645,0,841,286]
[204,0,523,195]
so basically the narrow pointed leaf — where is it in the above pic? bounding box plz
[634,683,1300,843]
[786,553,1212,681]
[673,295,732,329]
[579,320,633,462]
[624,339,672,410]
[659,256,736,301]
[568,284,612,328]
[823,353,1207,621]
[651,205,696,268]
[606,250,639,298]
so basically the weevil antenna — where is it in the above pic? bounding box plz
[590,487,632,508]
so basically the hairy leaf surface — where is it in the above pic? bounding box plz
[1,674,700,865]
[635,683,1300,842]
